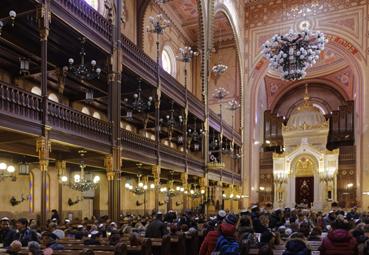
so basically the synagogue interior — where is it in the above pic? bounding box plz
[0,0,368,253]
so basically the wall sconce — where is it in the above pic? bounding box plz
[10,194,29,206]
[136,200,144,207]
[158,201,165,206]
[68,197,82,206]
[175,201,183,206]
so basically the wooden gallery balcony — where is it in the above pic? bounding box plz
[0,81,204,174]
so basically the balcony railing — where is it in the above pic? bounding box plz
[0,81,42,123]
[48,100,112,142]
[53,0,111,40]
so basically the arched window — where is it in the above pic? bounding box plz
[31,86,41,96]
[84,0,99,10]
[92,111,101,119]
[81,106,90,115]
[161,46,176,77]
[48,93,59,103]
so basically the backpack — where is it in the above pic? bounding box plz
[213,235,240,255]
[240,232,259,248]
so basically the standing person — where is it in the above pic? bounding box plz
[0,217,17,248]
[145,212,168,238]
[50,210,60,224]
[15,218,39,246]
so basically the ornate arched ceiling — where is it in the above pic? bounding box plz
[165,0,200,44]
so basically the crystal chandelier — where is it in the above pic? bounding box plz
[0,161,16,182]
[222,185,247,201]
[125,174,154,195]
[262,29,326,80]
[63,37,101,81]
[187,184,205,198]
[67,150,100,192]
[0,10,16,36]
[160,180,182,198]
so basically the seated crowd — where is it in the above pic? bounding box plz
[0,203,369,255]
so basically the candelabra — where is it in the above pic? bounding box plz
[0,10,16,36]
[63,38,101,81]
[273,170,287,203]
[273,170,288,186]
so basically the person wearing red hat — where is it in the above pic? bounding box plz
[199,214,238,255]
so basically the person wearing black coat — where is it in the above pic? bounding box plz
[0,218,17,248]
[145,212,169,238]
[15,218,39,247]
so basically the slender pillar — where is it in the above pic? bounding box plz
[152,165,161,212]
[55,160,66,218]
[181,172,188,211]
[105,154,121,221]
[106,0,123,221]
[36,137,51,226]
[37,0,51,227]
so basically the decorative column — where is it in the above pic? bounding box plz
[55,160,66,218]
[37,0,51,227]
[106,0,123,221]
[105,154,121,221]
[36,136,51,226]
[152,165,161,212]
[181,172,188,211]
[199,176,208,215]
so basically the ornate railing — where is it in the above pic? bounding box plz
[0,81,42,122]
[121,35,157,84]
[53,0,111,40]
[121,129,157,151]
[160,145,185,166]
[48,101,112,142]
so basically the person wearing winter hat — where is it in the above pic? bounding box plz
[283,232,311,255]
[224,213,238,226]
[217,210,226,223]
[319,217,357,255]
[28,241,42,255]
[7,240,22,255]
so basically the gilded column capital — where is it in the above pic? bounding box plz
[36,136,51,160]
[152,165,161,185]
[55,160,66,175]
